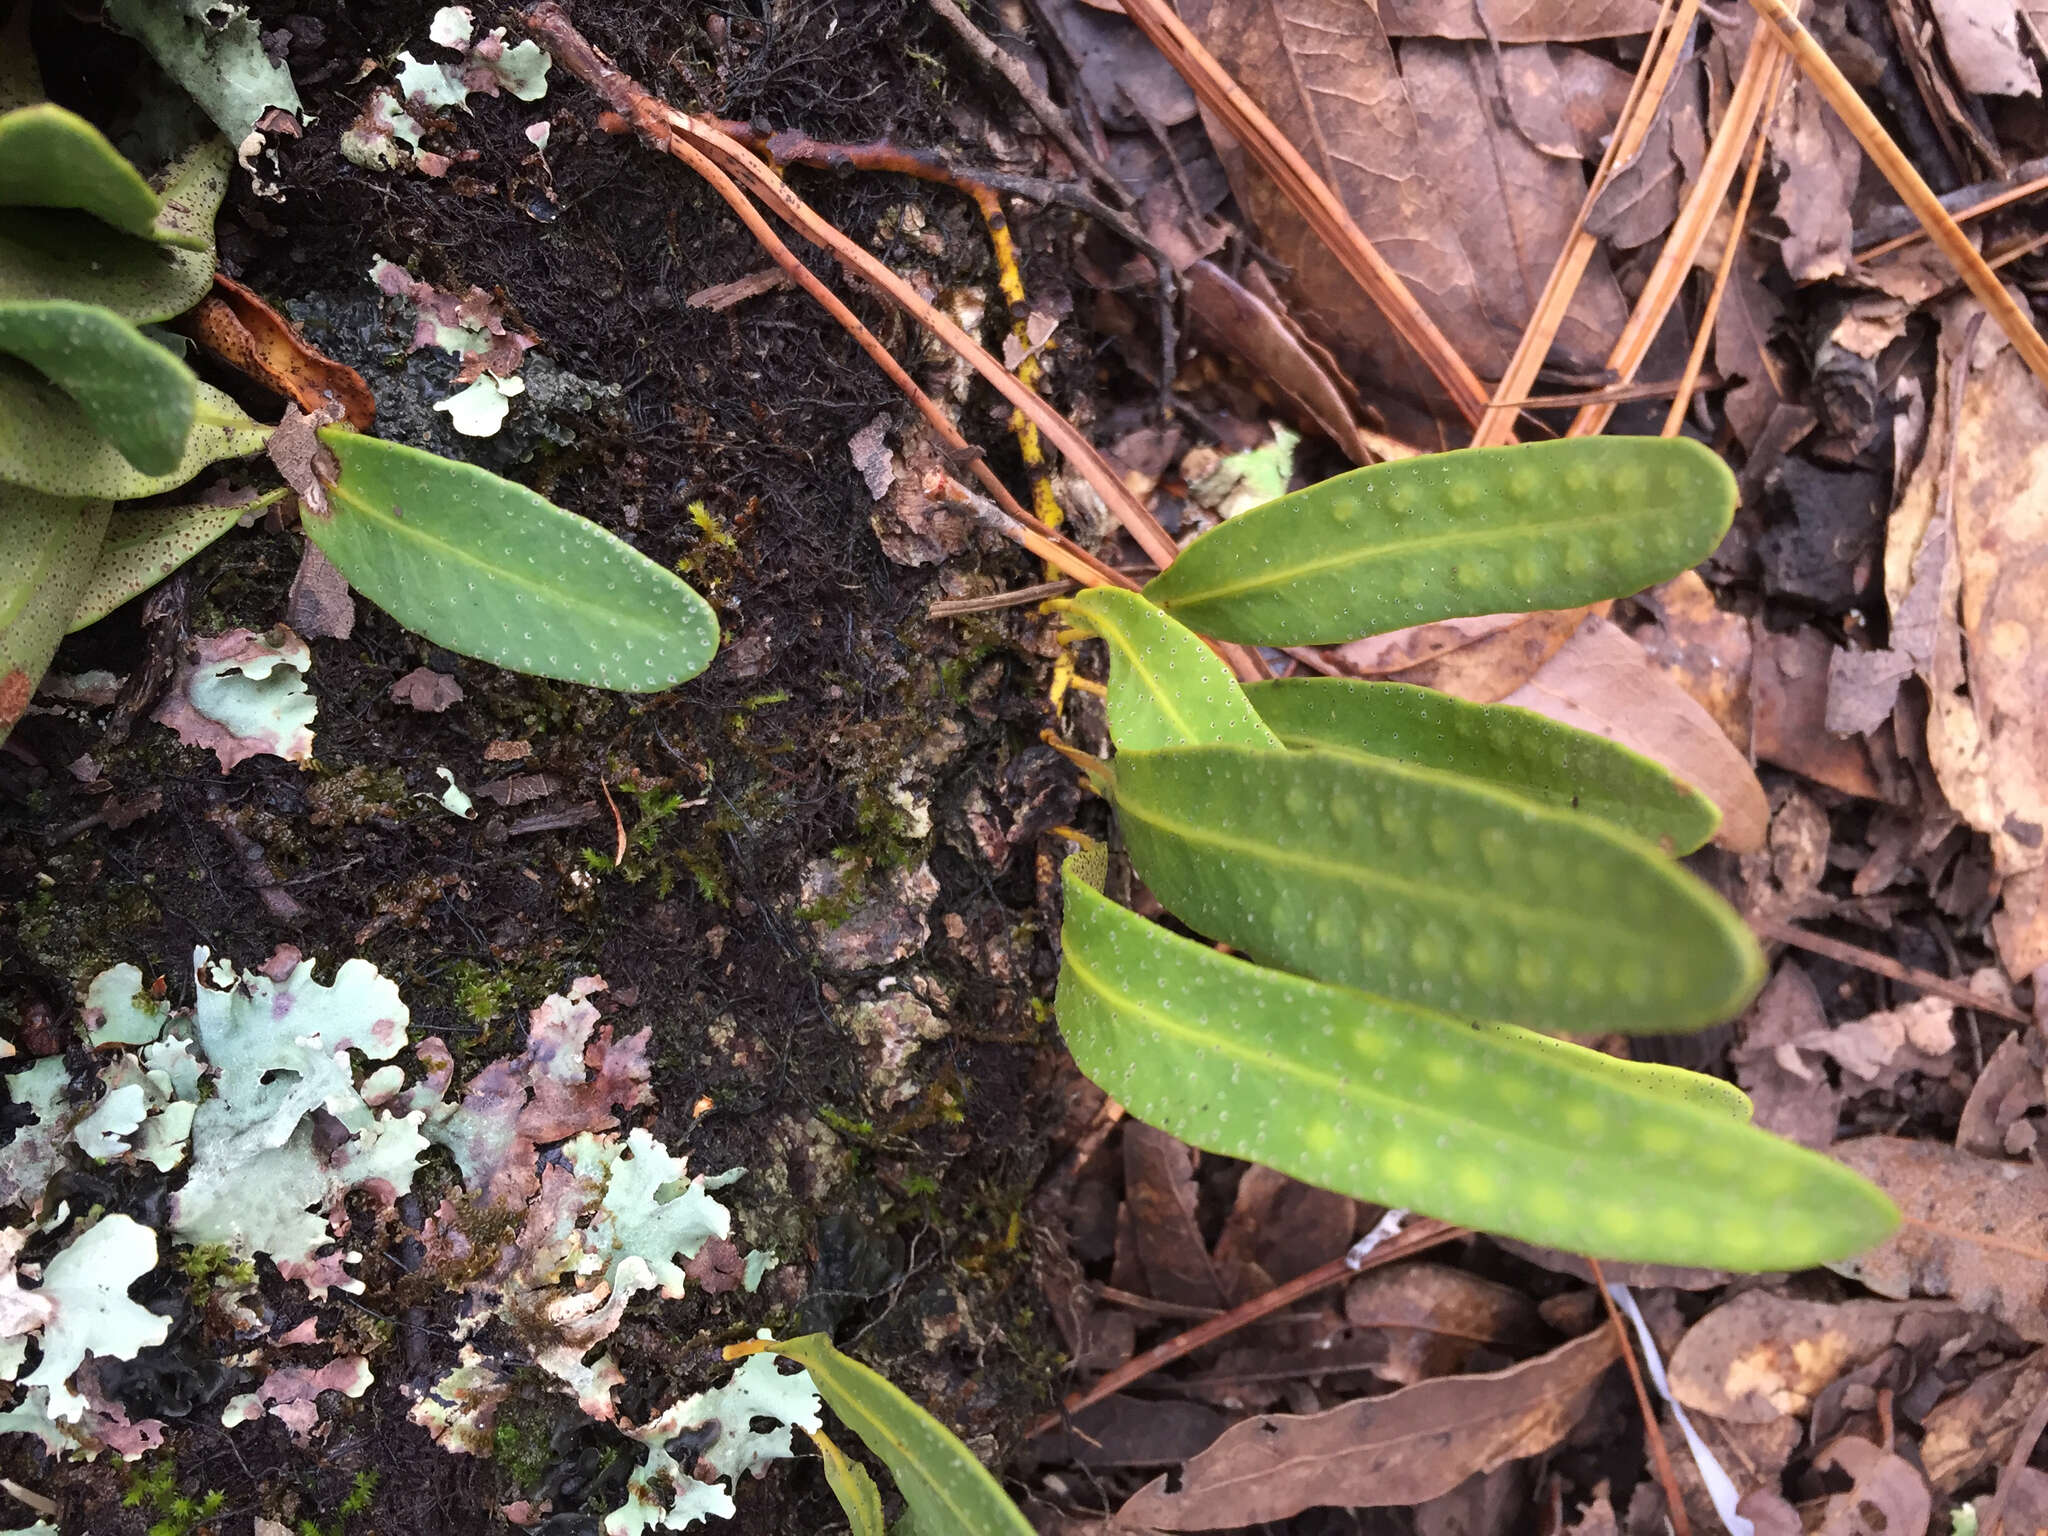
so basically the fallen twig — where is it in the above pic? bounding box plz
[1662,53,1787,437]
[1749,914,2031,1024]
[1570,19,1784,438]
[1592,1259,1692,1536]
[1472,0,1695,447]
[1026,1217,1461,1438]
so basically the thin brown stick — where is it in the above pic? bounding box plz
[1472,0,1696,447]
[1112,0,1490,426]
[1592,1259,1693,1536]
[522,6,1187,579]
[1746,0,2048,388]
[1571,19,1782,438]
[920,0,1130,206]
[1663,53,1787,437]
[1749,915,2031,1024]
[1494,376,1722,411]
[927,579,1081,618]
[1853,170,2048,265]
[1026,1218,1461,1438]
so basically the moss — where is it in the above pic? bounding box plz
[448,960,513,1027]
[177,1242,257,1306]
[307,765,408,829]
[490,1381,569,1491]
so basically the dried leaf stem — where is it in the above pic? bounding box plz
[1749,915,2030,1024]
[1471,0,1696,448]
[1745,0,2048,388]
[1026,1218,1461,1439]
[1591,1260,1693,1536]
[1662,53,1787,437]
[1570,17,1785,438]
[1112,0,1489,426]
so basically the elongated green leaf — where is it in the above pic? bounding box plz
[812,1430,887,1536]
[1064,586,1280,752]
[761,1335,1034,1536]
[68,491,282,632]
[1110,744,1764,1034]
[0,367,266,499]
[1247,677,1719,854]
[0,141,226,322]
[0,105,199,247]
[0,301,198,474]
[1143,437,1736,645]
[1,486,112,740]
[1058,860,1893,1269]
[1472,1020,1751,1121]
[310,430,718,691]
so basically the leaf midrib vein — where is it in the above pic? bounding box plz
[1113,790,1606,944]
[1162,503,1649,608]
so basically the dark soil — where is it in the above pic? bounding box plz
[0,1,1084,1530]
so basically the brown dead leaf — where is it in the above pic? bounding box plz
[1812,1435,1931,1536]
[1957,1033,2047,1160]
[1175,0,1625,442]
[1631,571,1752,754]
[1739,786,1832,925]
[684,267,791,310]
[1925,0,2039,97]
[1390,606,1588,703]
[1493,1240,1730,1292]
[1415,1465,1527,1536]
[1751,624,1886,800]
[1330,614,1529,677]
[1731,963,1844,1148]
[1211,1165,1354,1299]
[266,403,343,519]
[478,773,562,807]
[1781,996,1955,1092]
[1184,261,1370,462]
[1501,615,1769,851]
[1123,1122,1227,1311]
[1345,1262,1539,1386]
[1922,1346,2048,1493]
[1829,1137,2048,1341]
[1585,67,1705,251]
[1114,1327,1619,1529]
[185,274,376,430]
[1377,0,1663,39]
[284,541,355,641]
[1888,302,2048,978]
[1766,75,1863,282]
[1668,1292,1961,1422]
[1053,1395,1230,1470]
[390,667,465,713]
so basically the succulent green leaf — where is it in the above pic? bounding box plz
[1056,859,1895,1270]
[1,486,112,741]
[69,491,281,632]
[0,105,198,248]
[0,302,198,475]
[1064,586,1280,752]
[1109,744,1764,1034]
[1246,677,1719,854]
[310,429,719,692]
[813,1430,887,1536]
[1471,1019,1751,1121]
[0,141,227,322]
[762,1334,1035,1536]
[1142,437,1737,645]
[0,367,267,500]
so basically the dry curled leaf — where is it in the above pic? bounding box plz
[1668,1292,1962,1422]
[389,667,465,713]
[1829,1137,2048,1342]
[1114,1327,1619,1529]
[1921,1346,2048,1493]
